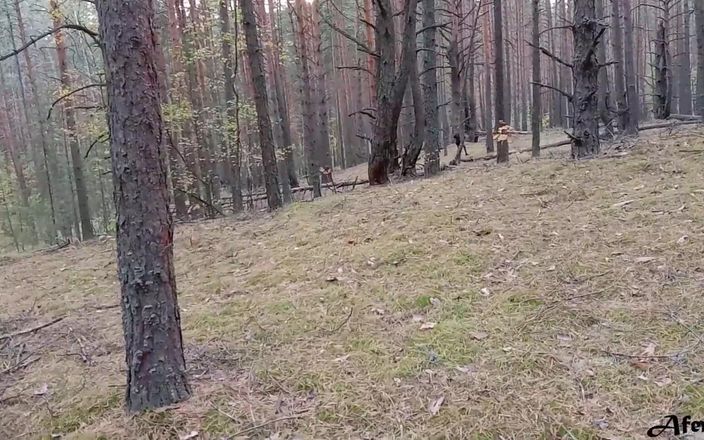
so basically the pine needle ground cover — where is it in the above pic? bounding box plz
[1,128,703,439]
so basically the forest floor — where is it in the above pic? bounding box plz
[2,126,704,439]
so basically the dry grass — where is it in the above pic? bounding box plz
[1,127,704,440]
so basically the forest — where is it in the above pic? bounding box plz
[1,0,704,438]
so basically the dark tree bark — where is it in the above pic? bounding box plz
[531,0,541,157]
[611,0,628,132]
[571,0,601,158]
[219,0,243,212]
[97,0,190,412]
[677,0,692,115]
[368,0,418,184]
[50,0,94,240]
[622,0,639,131]
[482,12,494,153]
[595,0,612,134]
[695,0,704,115]
[653,20,671,119]
[241,0,282,209]
[494,0,505,126]
[421,0,440,176]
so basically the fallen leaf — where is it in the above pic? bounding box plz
[480,287,491,296]
[455,365,478,374]
[412,314,424,322]
[547,265,556,271]
[420,322,436,330]
[473,228,492,236]
[427,395,445,415]
[501,346,513,352]
[592,419,609,430]
[637,373,649,381]
[677,235,689,245]
[325,276,338,282]
[179,431,199,440]
[430,297,441,307]
[469,331,489,340]
[629,360,650,371]
[635,256,655,263]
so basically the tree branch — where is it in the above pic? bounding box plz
[416,22,450,35]
[527,41,573,68]
[323,17,377,57]
[0,24,99,62]
[47,83,106,120]
[531,81,573,102]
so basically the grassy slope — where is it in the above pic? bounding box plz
[1,128,704,440]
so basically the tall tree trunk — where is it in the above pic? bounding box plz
[219,0,243,212]
[401,32,424,175]
[611,0,628,132]
[653,20,671,119]
[368,0,418,184]
[421,0,440,176]
[531,0,541,157]
[449,24,465,164]
[241,0,282,209]
[595,0,612,134]
[50,0,94,240]
[695,0,704,114]
[482,10,494,152]
[97,0,190,412]
[267,0,298,187]
[571,0,601,158]
[622,0,639,131]
[494,0,505,125]
[678,0,693,115]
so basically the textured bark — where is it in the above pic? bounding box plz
[368,0,417,184]
[97,0,190,412]
[219,0,243,212]
[421,0,440,176]
[695,0,704,115]
[448,33,464,164]
[531,0,541,157]
[611,0,628,132]
[401,20,424,175]
[293,0,321,196]
[622,0,639,131]
[595,0,612,134]
[653,21,671,119]
[50,0,94,240]
[678,0,692,115]
[266,0,298,187]
[482,11,494,152]
[310,2,332,170]
[493,0,505,124]
[571,0,600,158]
[241,0,282,209]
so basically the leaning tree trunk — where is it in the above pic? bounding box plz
[653,21,671,119]
[695,0,704,115]
[571,0,601,158]
[241,0,282,209]
[421,0,440,176]
[531,0,541,157]
[97,0,190,412]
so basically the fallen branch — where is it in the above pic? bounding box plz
[0,317,65,342]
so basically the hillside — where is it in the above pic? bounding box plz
[2,127,704,439]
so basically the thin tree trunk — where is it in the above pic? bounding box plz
[50,0,94,240]
[422,0,440,176]
[622,0,639,132]
[678,0,692,115]
[241,0,282,209]
[695,0,704,114]
[595,0,612,134]
[97,0,190,412]
[531,0,541,157]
